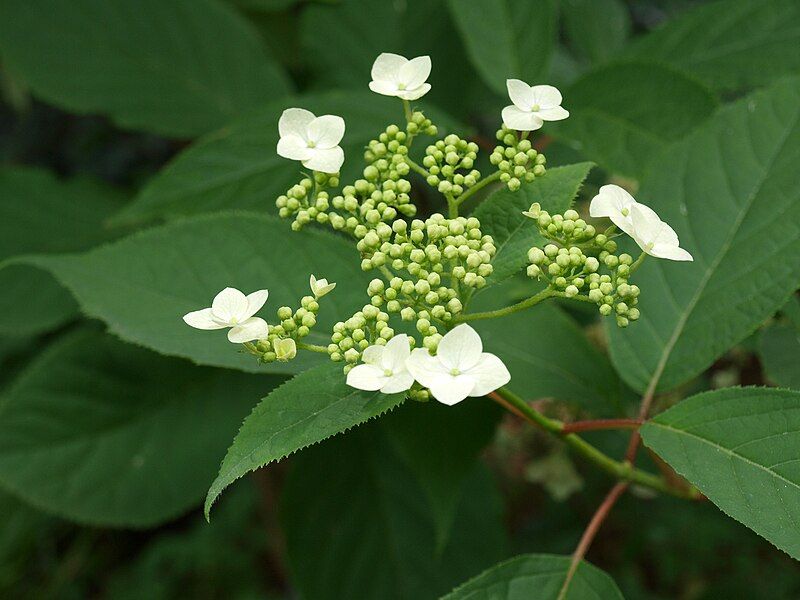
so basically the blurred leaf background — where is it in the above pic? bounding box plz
[1,0,799,598]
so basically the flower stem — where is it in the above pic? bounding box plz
[402,99,413,123]
[560,418,642,434]
[489,388,702,500]
[629,251,647,275]
[297,342,328,353]
[454,287,556,323]
[455,170,502,208]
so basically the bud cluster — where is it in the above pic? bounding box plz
[421,135,481,199]
[249,295,323,363]
[490,127,547,191]
[524,204,641,327]
[328,304,401,372]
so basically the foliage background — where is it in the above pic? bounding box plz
[1,0,799,598]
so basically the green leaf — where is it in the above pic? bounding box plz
[555,62,718,179]
[626,0,800,92]
[0,167,125,336]
[205,362,404,518]
[441,553,623,599]
[758,323,800,388]
[9,212,370,374]
[608,77,800,394]
[474,162,594,285]
[113,91,462,226]
[641,387,800,559]
[446,0,556,95]
[561,0,631,64]
[0,0,291,137]
[0,328,280,526]
[476,303,627,416]
[280,421,509,600]
[384,399,502,551]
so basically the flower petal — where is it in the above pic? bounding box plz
[381,372,415,394]
[465,353,511,397]
[428,374,476,406]
[211,287,249,324]
[399,55,431,89]
[530,85,562,109]
[397,83,431,101]
[302,147,344,174]
[371,52,407,83]
[244,289,269,319]
[501,105,543,131]
[278,108,315,139]
[406,348,448,389]
[346,364,387,391]
[650,244,694,261]
[436,324,482,371]
[361,344,385,366]
[381,334,411,373]
[538,106,569,121]
[277,134,314,161]
[307,115,345,149]
[227,317,269,343]
[506,79,535,110]
[369,80,401,97]
[629,203,665,248]
[183,307,226,330]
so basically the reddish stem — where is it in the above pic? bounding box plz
[560,418,642,435]
[557,481,629,599]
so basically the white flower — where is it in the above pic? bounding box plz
[589,184,637,236]
[502,79,569,131]
[369,53,431,101]
[276,108,345,173]
[310,274,336,299]
[629,204,693,261]
[346,334,415,394]
[275,338,297,362]
[405,324,510,406]
[589,185,693,262]
[183,287,269,343]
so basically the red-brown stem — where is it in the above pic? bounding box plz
[560,418,642,435]
[488,391,529,421]
[557,481,629,600]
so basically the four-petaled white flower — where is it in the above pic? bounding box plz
[589,185,693,262]
[183,287,269,343]
[629,204,693,261]
[502,79,569,131]
[369,53,432,100]
[310,274,336,299]
[277,108,345,174]
[406,324,510,406]
[347,334,415,394]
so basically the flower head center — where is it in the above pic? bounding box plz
[531,104,540,112]
[398,82,407,90]
[307,140,317,148]
[621,208,629,216]
[646,242,655,251]
[383,368,393,377]
[450,368,461,376]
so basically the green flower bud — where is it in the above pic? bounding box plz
[275,338,297,362]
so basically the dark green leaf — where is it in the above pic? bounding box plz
[441,553,623,599]
[562,0,631,64]
[759,324,800,388]
[0,0,291,137]
[474,162,594,285]
[10,212,370,374]
[0,167,125,335]
[446,0,556,95]
[641,387,800,559]
[0,328,280,526]
[205,362,404,518]
[385,399,501,550]
[112,91,462,225]
[626,0,800,92]
[280,422,509,600]
[555,62,718,179]
[607,77,800,393]
[477,303,627,416]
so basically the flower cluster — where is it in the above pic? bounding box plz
[184,50,693,407]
